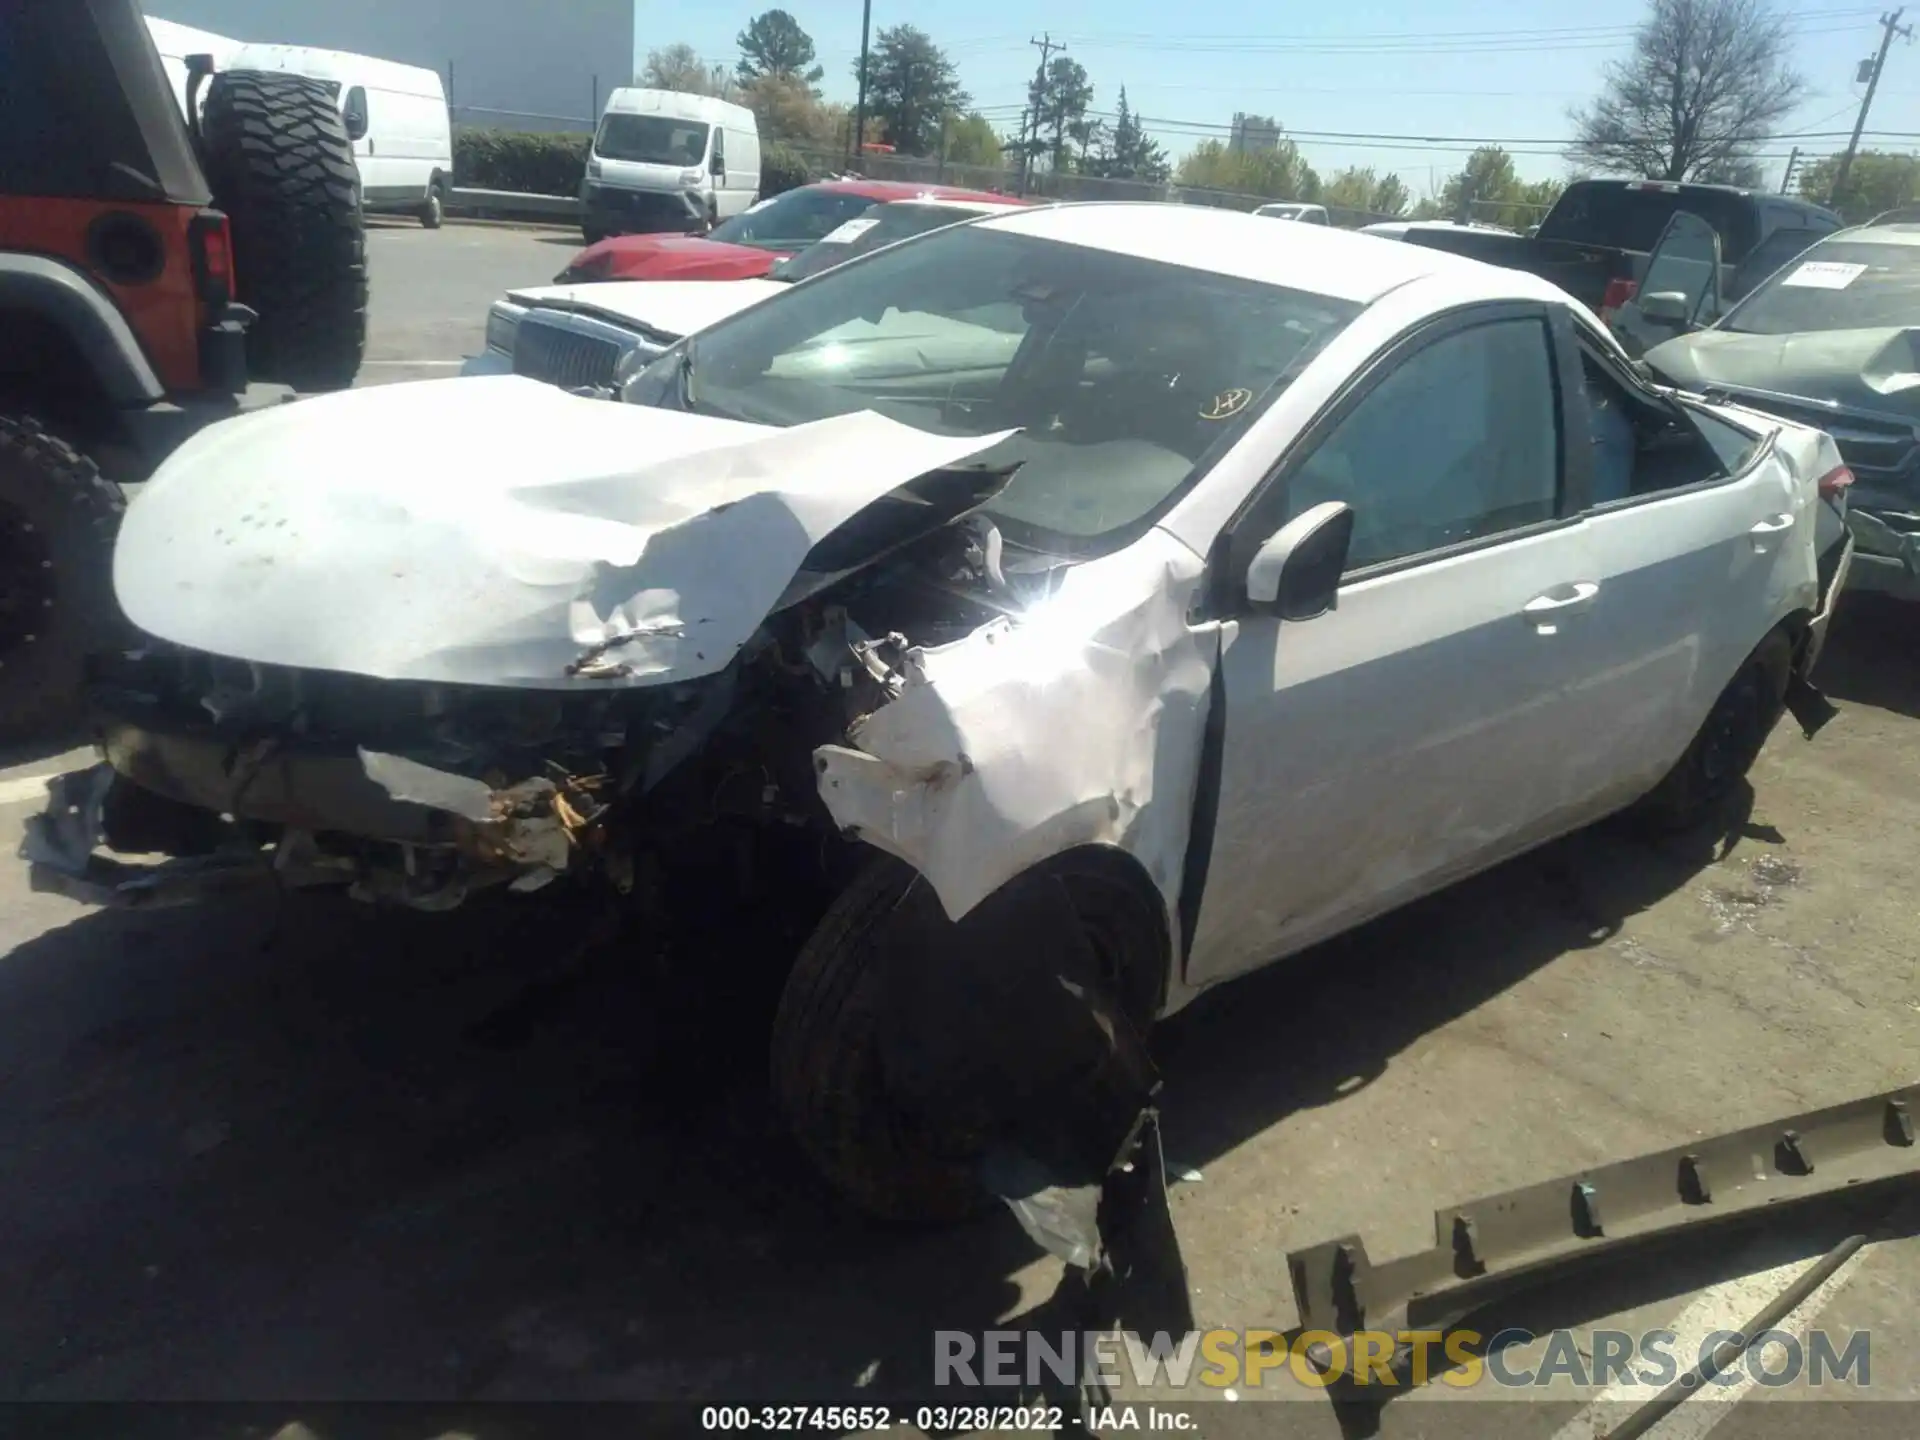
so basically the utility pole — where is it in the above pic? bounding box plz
[1833,8,1912,203]
[850,0,874,168]
[1021,33,1060,195]
[1779,146,1800,193]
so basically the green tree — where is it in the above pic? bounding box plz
[1438,148,1563,230]
[740,72,847,150]
[1568,0,1804,181]
[1319,166,1410,220]
[1178,136,1320,202]
[1027,56,1094,174]
[1086,89,1170,183]
[735,10,823,90]
[944,111,1004,168]
[1799,150,1920,222]
[641,44,722,96]
[853,25,969,157]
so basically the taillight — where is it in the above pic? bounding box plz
[1601,277,1640,314]
[188,209,235,308]
[1817,465,1855,500]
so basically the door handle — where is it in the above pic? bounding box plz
[1522,581,1600,635]
[1749,512,1795,551]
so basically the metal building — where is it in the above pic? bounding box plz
[144,0,632,131]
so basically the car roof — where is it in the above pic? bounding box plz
[972,202,1570,305]
[816,178,1023,204]
[881,197,1028,216]
[1826,222,1920,247]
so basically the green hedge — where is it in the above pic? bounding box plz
[761,143,813,198]
[455,130,590,197]
[455,128,824,201]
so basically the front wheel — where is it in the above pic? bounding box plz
[420,178,446,229]
[1629,628,1794,834]
[769,853,1165,1224]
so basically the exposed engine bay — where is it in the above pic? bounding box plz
[29,511,1045,918]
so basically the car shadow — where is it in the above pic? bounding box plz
[0,793,1760,1416]
[1811,592,1920,720]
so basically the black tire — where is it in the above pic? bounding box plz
[201,69,368,393]
[770,853,1163,1224]
[420,177,446,229]
[1630,628,1794,834]
[0,417,126,744]
[581,222,607,245]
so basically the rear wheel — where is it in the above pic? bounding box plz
[0,417,126,744]
[1630,628,1794,834]
[201,69,369,393]
[420,177,446,229]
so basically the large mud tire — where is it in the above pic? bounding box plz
[0,417,126,744]
[201,70,368,393]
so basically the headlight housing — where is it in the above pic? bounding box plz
[680,167,704,185]
[485,300,527,356]
[587,156,603,179]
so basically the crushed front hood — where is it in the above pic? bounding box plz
[1645,326,1920,416]
[506,278,788,341]
[115,377,1011,689]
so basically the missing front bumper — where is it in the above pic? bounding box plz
[21,765,284,908]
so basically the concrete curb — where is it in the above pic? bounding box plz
[447,187,581,224]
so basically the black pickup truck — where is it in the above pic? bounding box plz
[1399,179,1847,356]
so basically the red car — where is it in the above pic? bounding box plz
[555,178,1024,283]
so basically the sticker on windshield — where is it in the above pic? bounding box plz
[1781,261,1869,290]
[819,217,880,245]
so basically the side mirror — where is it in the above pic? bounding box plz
[1246,501,1354,621]
[710,152,726,177]
[1637,290,1694,325]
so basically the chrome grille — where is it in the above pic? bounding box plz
[513,316,624,391]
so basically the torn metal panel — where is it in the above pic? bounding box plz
[357,750,496,823]
[813,527,1217,929]
[114,376,1013,690]
[1287,1082,1920,1366]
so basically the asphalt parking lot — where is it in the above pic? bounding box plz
[1,221,1917,1435]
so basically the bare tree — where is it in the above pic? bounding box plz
[1567,0,1805,181]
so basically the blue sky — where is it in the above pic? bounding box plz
[637,0,1920,195]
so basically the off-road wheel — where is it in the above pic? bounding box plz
[1629,628,1794,834]
[769,852,1164,1224]
[201,69,368,393]
[420,176,446,230]
[0,417,126,744]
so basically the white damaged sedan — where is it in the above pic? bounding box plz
[27,204,1853,1220]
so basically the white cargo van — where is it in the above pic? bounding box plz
[582,89,760,241]
[224,43,456,228]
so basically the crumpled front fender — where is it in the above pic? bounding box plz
[813,528,1219,932]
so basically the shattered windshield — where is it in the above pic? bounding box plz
[1719,240,1920,335]
[629,225,1361,550]
[595,114,709,167]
